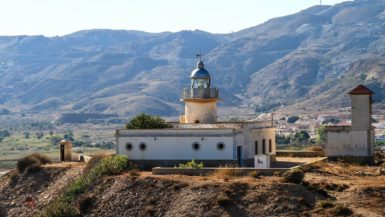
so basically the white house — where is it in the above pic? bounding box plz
[116,56,276,168]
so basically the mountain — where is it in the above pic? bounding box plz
[0,0,384,117]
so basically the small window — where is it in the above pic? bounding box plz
[217,142,225,151]
[125,143,133,151]
[255,141,258,155]
[139,143,147,151]
[269,139,272,153]
[262,139,266,154]
[192,142,200,151]
[195,120,200,123]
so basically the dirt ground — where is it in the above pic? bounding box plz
[0,161,384,217]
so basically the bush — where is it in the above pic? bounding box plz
[249,171,261,178]
[317,200,334,209]
[217,196,232,207]
[37,200,80,217]
[17,156,41,173]
[307,145,324,152]
[30,153,51,164]
[282,168,305,184]
[287,116,299,123]
[83,154,108,173]
[178,160,204,169]
[331,205,353,216]
[126,113,172,129]
[77,195,95,213]
[25,163,42,174]
[39,155,130,217]
[211,168,241,182]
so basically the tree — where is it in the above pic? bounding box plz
[23,132,30,139]
[126,113,172,129]
[63,130,74,141]
[0,108,10,115]
[50,135,63,146]
[287,116,299,123]
[0,130,11,138]
[316,125,327,145]
[293,131,310,144]
[36,132,44,139]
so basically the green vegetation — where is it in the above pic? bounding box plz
[0,108,10,115]
[287,116,299,124]
[178,160,204,169]
[276,134,291,145]
[322,118,340,125]
[63,130,75,141]
[126,113,172,129]
[293,131,310,144]
[38,155,131,217]
[316,125,327,145]
[282,168,305,184]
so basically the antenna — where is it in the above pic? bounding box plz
[196,52,203,61]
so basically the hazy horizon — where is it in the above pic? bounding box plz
[0,0,349,37]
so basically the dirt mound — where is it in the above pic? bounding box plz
[79,174,324,217]
[0,165,82,217]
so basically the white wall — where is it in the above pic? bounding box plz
[117,129,235,160]
[184,100,217,124]
[326,130,374,156]
[351,95,371,131]
[237,125,276,159]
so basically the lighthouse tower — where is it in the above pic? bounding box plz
[180,55,219,124]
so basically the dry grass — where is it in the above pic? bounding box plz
[210,168,242,182]
[306,145,324,152]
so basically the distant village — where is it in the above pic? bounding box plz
[274,111,385,150]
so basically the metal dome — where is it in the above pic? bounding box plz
[190,60,210,79]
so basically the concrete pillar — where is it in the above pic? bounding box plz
[59,139,72,162]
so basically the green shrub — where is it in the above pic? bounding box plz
[38,155,130,217]
[37,200,80,217]
[282,168,305,184]
[287,116,299,123]
[126,113,172,129]
[178,160,204,169]
[83,154,108,173]
[17,156,40,173]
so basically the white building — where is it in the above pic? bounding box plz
[325,85,375,163]
[116,56,276,168]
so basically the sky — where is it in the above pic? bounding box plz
[0,0,349,36]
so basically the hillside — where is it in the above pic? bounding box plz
[0,0,385,116]
[0,161,384,216]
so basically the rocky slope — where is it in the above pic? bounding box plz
[0,0,384,116]
[0,161,384,217]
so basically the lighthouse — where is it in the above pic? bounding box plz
[180,55,219,124]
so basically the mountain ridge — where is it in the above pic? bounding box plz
[0,0,384,116]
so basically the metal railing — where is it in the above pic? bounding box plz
[182,88,219,99]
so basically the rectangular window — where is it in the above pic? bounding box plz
[255,141,258,155]
[262,139,266,154]
[269,139,272,153]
